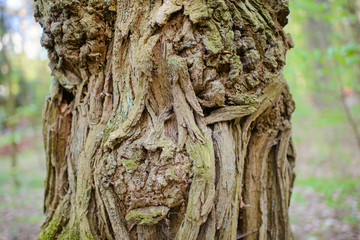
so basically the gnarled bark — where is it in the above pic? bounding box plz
[35,0,296,239]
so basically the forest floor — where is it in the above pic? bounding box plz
[0,126,359,240]
[0,136,44,240]
[289,122,360,240]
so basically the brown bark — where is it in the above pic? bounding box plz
[35,0,296,239]
[9,84,20,187]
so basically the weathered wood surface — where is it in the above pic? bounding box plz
[35,0,296,239]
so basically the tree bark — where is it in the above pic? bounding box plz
[35,0,296,239]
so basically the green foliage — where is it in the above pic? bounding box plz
[286,2,360,234]
[295,177,360,209]
[291,191,306,205]
[286,1,359,78]
[0,54,51,125]
[0,147,45,195]
[0,2,51,148]
[285,0,360,147]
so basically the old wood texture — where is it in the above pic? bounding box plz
[35,0,296,239]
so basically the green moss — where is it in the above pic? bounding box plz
[134,150,142,159]
[125,206,170,225]
[57,228,80,240]
[202,20,223,54]
[248,0,276,30]
[120,159,138,171]
[243,94,258,105]
[184,0,210,24]
[38,214,62,240]
[230,93,260,106]
[38,197,72,240]
[186,136,214,180]
[84,231,95,240]
[192,166,207,177]
[102,118,123,147]
[224,30,235,50]
[234,0,264,32]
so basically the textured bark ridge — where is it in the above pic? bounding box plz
[35,0,296,239]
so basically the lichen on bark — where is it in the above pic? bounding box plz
[35,0,296,239]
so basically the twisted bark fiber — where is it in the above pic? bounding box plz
[35,0,296,239]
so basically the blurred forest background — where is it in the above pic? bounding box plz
[0,0,359,239]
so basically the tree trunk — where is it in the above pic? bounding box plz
[35,0,296,239]
[305,0,331,108]
[344,0,360,149]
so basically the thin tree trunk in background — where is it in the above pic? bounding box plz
[346,0,360,99]
[343,0,360,148]
[347,0,360,41]
[35,0,296,239]
[340,94,360,149]
[336,75,360,149]
[8,80,20,187]
[0,2,19,187]
[306,0,331,108]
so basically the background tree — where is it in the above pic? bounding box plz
[285,0,360,150]
[0,0,20,186]
[0,0,49,186]
[35,0,296,239]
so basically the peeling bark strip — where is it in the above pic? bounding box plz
[35,0,296,239]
